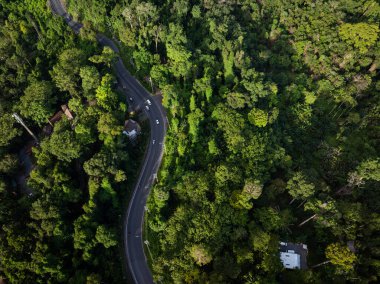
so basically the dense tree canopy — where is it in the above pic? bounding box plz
[0,1,131,282]
[19,80,56,125]
[1,0,379,283]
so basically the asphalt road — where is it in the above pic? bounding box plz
[50,1,166,283]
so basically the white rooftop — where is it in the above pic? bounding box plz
[280,252,301,269]
[123,129,137,139]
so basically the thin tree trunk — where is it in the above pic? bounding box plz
[297,199,307,209]
[312,260,331,268]
[335,184,350,196]
[155,35,158,53]
[289,197,296,205]
[332,102,344,119]
[298,214,317,227]
[154,25,161,53]
[26,14,44,42]
[328,103,338,116]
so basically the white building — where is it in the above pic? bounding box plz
[280,251,301,269]
[123,119,141,141]
[279,242,308,270]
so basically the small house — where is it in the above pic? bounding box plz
[43,105,75,135]
[123,119,141,141]
[61,104,74,120]
[279,242,308,270]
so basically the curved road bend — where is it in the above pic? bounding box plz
[49,1,166,283]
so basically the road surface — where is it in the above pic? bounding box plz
[49,1,166,283]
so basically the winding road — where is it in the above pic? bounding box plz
[49,1,166,283]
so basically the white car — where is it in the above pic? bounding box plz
[129,97,133,101]
[152,140,155,144]
[147,99,152,105]
[145,105,150,110]
[156,119,159,124]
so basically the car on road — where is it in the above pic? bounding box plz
[147,99,152,105]
[129,97,133,101]
[152,140,155,144]
[156,119,159,124]
[146,106,150,110]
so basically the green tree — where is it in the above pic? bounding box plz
[357,159,380,181]
[208,139,220,155]
[89,46,117,67]
[0,153,18,174]
[248,108,268,127]
[0,113,21,146]
[80,66,100,96]
[51,48,86,96]
[190,245,212,266]
[19,81,56,125]
[153,187,169,209]
[325,243,357,272]
[286,172,315,202]
[86,274,102,284]
[97,113,123,137]
[95,225,117,248]
[222,42,235,83]
[255,207,283,231]
[339,23,379,53]
[243,179,263,199]
[96,74,118,111]
[187,108,204,141]
[230,190,253,210]
[250,228,271,252]
[165,23,192,78]
[227,92,248,109]
[44,120,81,162]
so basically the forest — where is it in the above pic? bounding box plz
[0,0,138,282]
[1,0,380,283]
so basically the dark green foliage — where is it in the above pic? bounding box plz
[0,1,128,282]
[1,0,379,283]
[19,80,56,125]
[110,0,379,283]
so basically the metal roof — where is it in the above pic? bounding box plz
[280,252,301,269]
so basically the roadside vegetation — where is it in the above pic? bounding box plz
[1,0,380,283]
[0,1,138,282]
[103,0,378,282]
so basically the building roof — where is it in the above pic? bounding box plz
[43,105,74,135]
[279,242,308,270]
[123,119,141,140]
[61,104,74,120]
[123,129,137,137]
[49,110,64,124]
[280,252,301,269]
[43,111,63,135]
